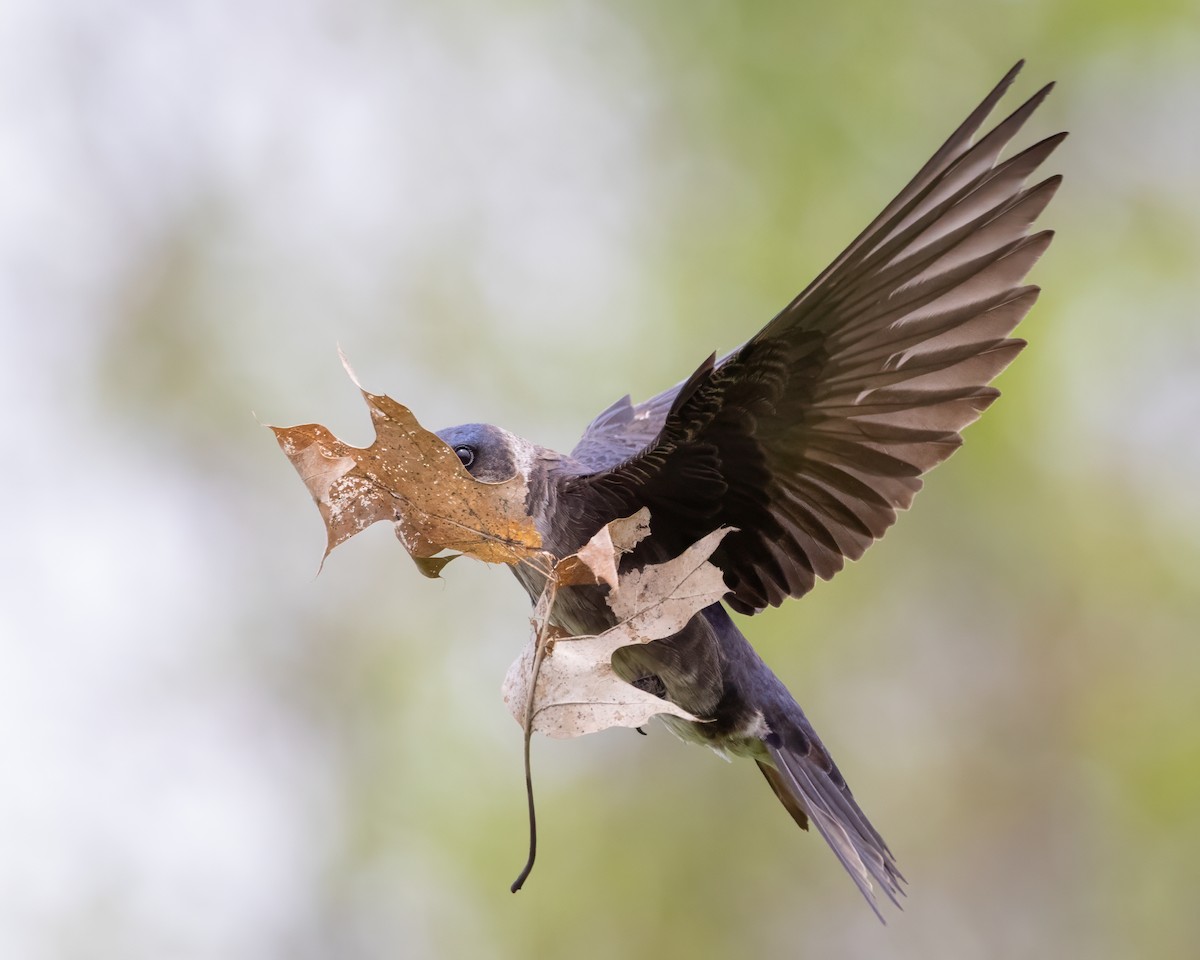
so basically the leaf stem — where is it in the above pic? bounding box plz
[510,572,559,893]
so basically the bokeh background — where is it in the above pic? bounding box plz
[3,1,1198,958]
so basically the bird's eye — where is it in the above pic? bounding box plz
[454,445,476,468]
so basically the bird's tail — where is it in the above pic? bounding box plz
[757,716,905,921]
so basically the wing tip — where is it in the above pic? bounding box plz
[984,60,1056,123]
[995,59,1026,97]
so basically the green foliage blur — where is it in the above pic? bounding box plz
[5,1,1199,958]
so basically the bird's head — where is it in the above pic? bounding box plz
[435,422,543,485]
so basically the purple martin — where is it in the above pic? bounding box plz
[436,62,1062,916]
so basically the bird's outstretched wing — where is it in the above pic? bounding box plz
[564,62,1063,614]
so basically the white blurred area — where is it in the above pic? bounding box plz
[0,2,656,956]
[2,2,1199,959]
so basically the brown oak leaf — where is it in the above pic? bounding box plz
[270,364,544,569]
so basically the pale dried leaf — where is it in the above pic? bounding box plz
[555,507,652,590]
[502,525,732,739]
[607,507,652,554]
[606,526,732,629]
[554,525,618,589]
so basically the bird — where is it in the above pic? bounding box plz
[434,61,1062,918]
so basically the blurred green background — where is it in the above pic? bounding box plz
[3,1,1198,958]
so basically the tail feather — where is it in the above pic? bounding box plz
[763,735,905,921]
[757,760,809,831]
